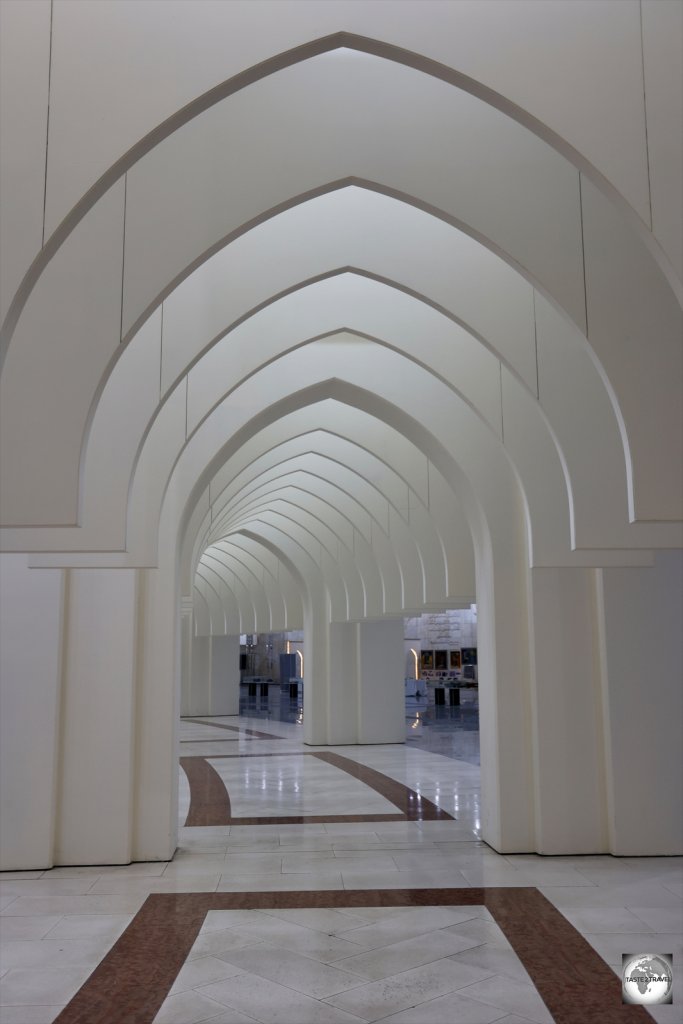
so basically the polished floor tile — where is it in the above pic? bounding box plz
[1,713,680,1023]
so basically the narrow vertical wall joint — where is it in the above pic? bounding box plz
[578,173,589,339]
[50,566,68,866]
[119,173,128,343]
[41,0,54,247]
[591,567,615,853]
[639,0,654,230]
[53,566,72,863]
[499,363,505,445]
[159,302,164,399]
[532,290,540,401]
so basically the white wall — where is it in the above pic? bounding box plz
[528,567,607,853]
[327,620,358,744]
[356,619,406,744]
[0,555,64,870]
[188,635,211,716]
[210,635,240,716]
[598,550,683,855]
[54,569,139,865]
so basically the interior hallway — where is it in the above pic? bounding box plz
[1,715,680,1024]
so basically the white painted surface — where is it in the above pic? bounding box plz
[0,556,63,869]
[528,567,607,853]
[210,635,240,717]
[598,550,683,854]
[0,0,50,322]
[189,636,211,717]
[641,0,683,278]
[55,569,138,865]
[356,619,407,745]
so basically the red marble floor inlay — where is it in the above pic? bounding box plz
[179,756,231,826]
[180,750,452,826]
[182,717,283,739]
[52,887,652,1024]
[312,749,453,820]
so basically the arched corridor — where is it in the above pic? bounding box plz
[0,2,681,1020]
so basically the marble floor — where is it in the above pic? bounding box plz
[0,714,681,1023]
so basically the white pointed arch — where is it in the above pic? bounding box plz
[2,52,680,531]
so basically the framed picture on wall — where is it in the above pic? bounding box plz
[421,650,434,670]
[450,650,462,669]
[435,650,447,670]
[461,647,477,665]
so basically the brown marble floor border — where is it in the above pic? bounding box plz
[312,750,453,820]
[182,717,284,739]
[180,750,453,826]
[179,757,231,827]
[52,886,651,1024]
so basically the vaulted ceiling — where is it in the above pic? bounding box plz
[1,6,681,635]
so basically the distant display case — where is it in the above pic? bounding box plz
[419,647,476,682]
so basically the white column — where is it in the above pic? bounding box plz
[596,550,683,855]
[189,635,211,715]
[55,568,139,865]
[327,620,358,744]
[132,563,178,863]
[307,616,405,745]
[356,619,405,744]
[476,538,536,853]
[179,596,193,716]
[303,594,329,745]
[0,555,64,870]
[210,634,240,715]
[527,566,608,853]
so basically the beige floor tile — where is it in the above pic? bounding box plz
[41,914,132,941]
[217,945,365,998]
[153,988,234,1023]
[216,872,344,892]
[0,938,115,970]
[256,907,375,934]
[332,929,492,981]
[0,879,96,899]
[0,1006,66,1023]
[0,966,92,1006]
[0,875,45,882]
[0,894,146,917]
[450,943,533,982]
[0,917,63,942]
[169,954,244,993]
[197,972,370,1023]
[457,975,553,1024]
[325,958,494,1022]
[379,990,511,1023]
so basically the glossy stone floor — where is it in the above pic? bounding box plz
[0,712,681,1023]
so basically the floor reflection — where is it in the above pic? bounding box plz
[238,687,480,766]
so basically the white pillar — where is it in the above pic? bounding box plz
[356,619,405,744]
[596,550,683,855]
[179,597,193,716]
[0,555,64,870]
[185,633,240,716]
[132,563,178,863]
[210,635,240,715]
[303,595,329,745]
[527,566,608,853]
[307,615,405,746]
[189,635,211,715]
[55,568,139,865]
[476,538,536,853]
[327,620,359,744]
